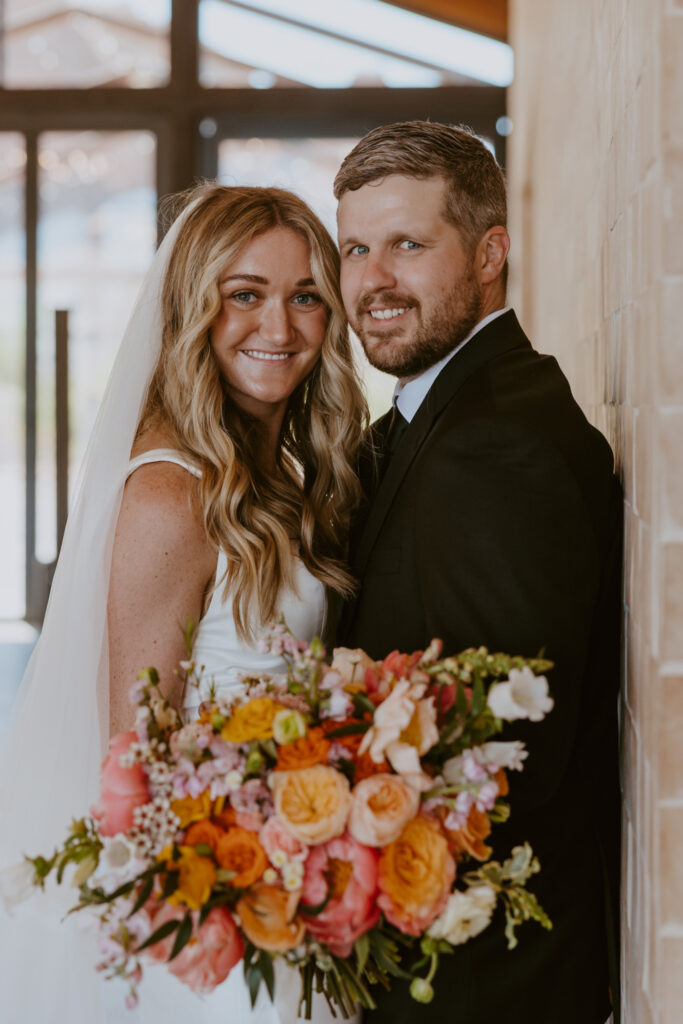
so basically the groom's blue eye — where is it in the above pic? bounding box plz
[400,240,421,250]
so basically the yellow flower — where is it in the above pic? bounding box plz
[157,844,217,911]
[221,698,283,744]
[170,790,212,829]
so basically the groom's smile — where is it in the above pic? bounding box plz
[337,174,483,379]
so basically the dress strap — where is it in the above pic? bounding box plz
[126,447,202,479]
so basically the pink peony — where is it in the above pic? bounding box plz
[143,902,243,994]
[90,732,150,837]
[259,815,309,864]
[300,832,379,957]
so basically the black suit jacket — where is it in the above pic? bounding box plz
[342,310,621,1024]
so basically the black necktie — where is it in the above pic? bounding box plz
[386,404,409,456]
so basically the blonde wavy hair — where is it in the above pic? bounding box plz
[138,183,368,640]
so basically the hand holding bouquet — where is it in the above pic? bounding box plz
[4,627,554,1016]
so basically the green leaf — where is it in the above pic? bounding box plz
[193,843,213,858]
[259,951,275,1002]
[471,670,485,717]
[161,869,180,900]
[136,918,180,954]
[352,692,376,715]
[325,722,370,739]
[168,914,193,962]
[128,874,154,918]
[245,964,263,1008]
[354,932,370,975]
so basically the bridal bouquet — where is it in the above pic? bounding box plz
[8,627,553,1016]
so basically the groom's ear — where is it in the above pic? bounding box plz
[476,226,510,287]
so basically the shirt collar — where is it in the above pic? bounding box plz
[393,306,511,423]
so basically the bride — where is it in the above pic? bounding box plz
[0,184,367,1024]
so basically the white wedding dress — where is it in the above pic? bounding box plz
[119,449,357,1024]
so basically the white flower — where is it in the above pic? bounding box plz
[427,885,497,945]
[226,770,244,791]
[150,696,179,731]
[71,854,98,888]
[272,709,308,745]
[358,680,439,775]
[92,835,147,892]
[443,741,528,784]
[0,860,37,915]
[263,868,278,885]
[487,668,553,722]
[270,849,288,869]
[282,861,304,892]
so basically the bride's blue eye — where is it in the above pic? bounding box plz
[293,292,322,306]
[232,290,257,303]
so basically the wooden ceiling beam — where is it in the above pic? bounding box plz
[388,0,508,42]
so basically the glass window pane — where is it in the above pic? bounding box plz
[36,130,157,563]
[218,136,394,419]
[200,0,513,89]
[3,1,171,88]
[0,134,26,619]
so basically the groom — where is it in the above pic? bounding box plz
[334,122,621,1024]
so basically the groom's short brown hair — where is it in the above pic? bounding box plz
[333,120,507,254]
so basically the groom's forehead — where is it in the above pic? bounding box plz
[336,175,449,234]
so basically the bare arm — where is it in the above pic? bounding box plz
[107,463,217,736]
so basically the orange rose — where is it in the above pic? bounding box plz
[271,765,352,845]
[171,790,213,829]
[215,827,268,888]
[353,751,391,783]
[494,768,509,797]
[444,806,492,862]
[275,727,331,771]
[214,806,237,829]
[158,845,217,911]
[185,820,226,854]
[236,883,306,952]
[220,698,283,743]
[378,815,455,935]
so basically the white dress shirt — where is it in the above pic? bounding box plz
[393,306,511,422]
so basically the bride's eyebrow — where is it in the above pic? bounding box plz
[220,274,317,287]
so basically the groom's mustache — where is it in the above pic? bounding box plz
[355,291,421,319]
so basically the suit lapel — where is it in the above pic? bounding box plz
[353,310,531,581]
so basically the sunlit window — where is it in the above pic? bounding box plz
[199,0,513,89]
[1,0,171,88]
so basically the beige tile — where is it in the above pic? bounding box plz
[662,18,683,148]
[660,411,683,532]
[659,676,683,800]
[663,148,683,276]
[634,406,654,523]
[662,542,683,661]
[661,936,683,1023]
[658,277,683,404]
[659,805,683,926]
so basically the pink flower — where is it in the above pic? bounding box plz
[259,815,309,864]
[143,903,243,995]
[300,832,379,957]
[90,732,150,837]
[348,774,420,848]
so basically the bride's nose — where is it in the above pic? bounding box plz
[258,299,295,346]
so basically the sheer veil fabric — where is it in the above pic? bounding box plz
[0,206,193,1023]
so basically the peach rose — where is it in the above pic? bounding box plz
[348,774,420,848]
[236,883,305,952]
[215,827,268,888]
[158,845,217,911]
[143,903,243,994]
[300,832,379,957]
[378,815,455,936]
[274,727,330,771]
[220,698,283,744]
[90,731,150,837]
[271,765,352,845]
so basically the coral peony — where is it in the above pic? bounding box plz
[143,903,243,994]
[378,815,455,936]
[214,827,267,888]
[300,832,379,957]
[271,765,352,845]
[90,732,150,837]
[236,883,305,952]
[348,774,420,848]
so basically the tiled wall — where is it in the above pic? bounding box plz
[508,1,683,1020]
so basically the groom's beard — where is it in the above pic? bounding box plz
[351,266,483,379]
